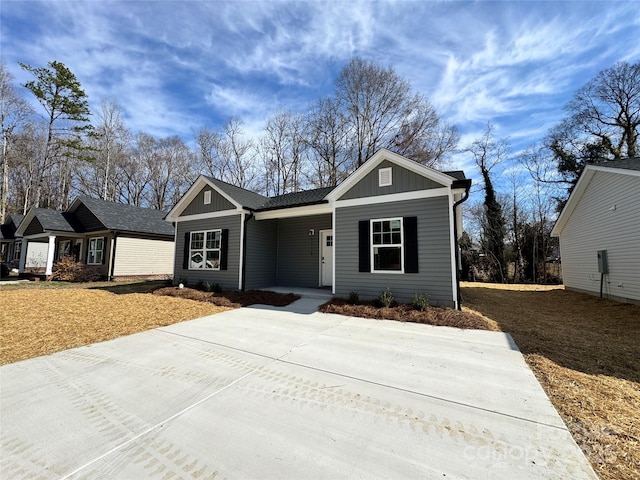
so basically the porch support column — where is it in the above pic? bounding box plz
[18,239,27,273]
[45,235,56,276]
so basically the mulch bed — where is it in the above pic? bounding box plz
[153,287,300,308]
[319,298,499,331]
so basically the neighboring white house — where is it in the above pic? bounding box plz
[551,158,640,304]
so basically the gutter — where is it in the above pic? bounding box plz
[452,179,472,310]
[240,211,254,291]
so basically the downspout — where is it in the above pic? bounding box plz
[109,231,118,281]
[241,210,253,291]
[452,182,471,310]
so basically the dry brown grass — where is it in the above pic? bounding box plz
[0,288,229,365]
[461,282,640,480]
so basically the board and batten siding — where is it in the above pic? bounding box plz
[276,214,332,287]
[174,215,241,289]
[72,203,104,231]
[244,218,277,289]
[112,236,174,277]
[339,160,444,200]
[335,197,454,307]
[559,171,640,303]
[180,186,235,216]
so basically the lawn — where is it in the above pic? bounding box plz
[461,282,639,480]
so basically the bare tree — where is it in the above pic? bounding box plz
[467,123,508,283]
[335,57,458,169]
[0,60,33,222]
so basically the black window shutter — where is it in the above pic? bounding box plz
[358,220,370,272]
[183,232,190,270]
[220,229,229,271]
[404,216,418,273]
[101,238,107,264]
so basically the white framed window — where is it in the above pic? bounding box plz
[378,167,392,187]
[13,242,22,261]
[371,218,403,272]
[204,190,212,205]
[58,240,72,260]
[87,237,104,265]
[190,230,221,269]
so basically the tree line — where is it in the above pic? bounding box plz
[1,56,638,284]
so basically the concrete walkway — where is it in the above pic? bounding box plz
[0,295,596,479]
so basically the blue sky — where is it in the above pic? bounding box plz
[2,0,640,190]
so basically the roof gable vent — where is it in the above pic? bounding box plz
[379,167,392,187]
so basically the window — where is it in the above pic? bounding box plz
[371,218,403,272]
[58,240,72,260]
[87,237,104,265]
[13,242,21,261]
[204,190,212,205]
[190,230,221,269]
[378,167,392,187]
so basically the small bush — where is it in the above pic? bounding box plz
[50,256,101,282]
[378,287,394,308]
[211,282,223,293]
[412,293,429,311]
[348,291,359,305]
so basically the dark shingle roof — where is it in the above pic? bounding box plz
[443,170,467,181]
[0,214,24,240]
[258,186,335,211]
[206,177,267,210]
[593,157,640,171]
[31,208,79,233]
[76,196,174,236]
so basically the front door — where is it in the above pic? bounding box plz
[320,230,333,287]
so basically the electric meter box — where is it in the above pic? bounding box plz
[597,250,609,274]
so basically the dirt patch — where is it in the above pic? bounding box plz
[320,298,499,331]
[461,282,640,480]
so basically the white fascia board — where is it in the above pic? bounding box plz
[254,203,332,220]
[172,208,246,223]
[165,176,242,222]
[333,187,449,209]
[326,148,454,201]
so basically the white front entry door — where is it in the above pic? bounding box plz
[320,230,333,287]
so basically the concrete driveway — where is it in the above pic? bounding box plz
[1,295,596,479]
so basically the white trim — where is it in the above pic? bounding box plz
[331,206,336,295]
[18,239,27,273]
[370,217,404,274]
[45,235,56,275]
[165,175,244,221]
[172,209,245,223]
[552,164,640,237]
[188,229,222,270]
[87,237,105,265]
[326,148,454,201]
[318,229,333,287]
[238,212,245,290]
[447,190,459,309]
[334,187,449,209]
[254,203,332,220]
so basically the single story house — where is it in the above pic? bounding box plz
[1,213,49,272]
[551,158,640,304]
[15,196,175,280]
[166,149,471,308]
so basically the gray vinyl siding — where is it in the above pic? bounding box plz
[181,187,235,216]
[339,160,444,200]
[559,171,640,303]
[335,196,454,307]
[174,215,241,289]
[244,218,277,289]
[276,214,332,287]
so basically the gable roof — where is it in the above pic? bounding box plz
[551,157,640,237]
[0,214,24,240]
[15,208,80,236]
[69,196,174,236]
[205,177,267,210]
[325,148,459,201]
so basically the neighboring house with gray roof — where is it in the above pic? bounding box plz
[0,214,47,275]
[166,149,472,308]
[551,157,640,304]
[15,197,175,279]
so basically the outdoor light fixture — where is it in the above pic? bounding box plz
[308,229,315,236]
